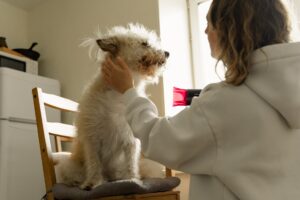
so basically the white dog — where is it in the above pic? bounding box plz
[55,23,169,190]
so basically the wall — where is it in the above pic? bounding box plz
[28,0,163,123]
[0,0,29,48]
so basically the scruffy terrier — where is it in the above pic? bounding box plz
[55,23,169,190]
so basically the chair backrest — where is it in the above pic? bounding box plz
[32,87,78,199]
[32,87,174,199]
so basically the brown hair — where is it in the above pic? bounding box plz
[209,0,291,85]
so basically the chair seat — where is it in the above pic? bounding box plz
[52,177,180,200]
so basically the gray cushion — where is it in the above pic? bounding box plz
[52,177,180,200]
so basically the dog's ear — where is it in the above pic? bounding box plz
[96,38,119,55]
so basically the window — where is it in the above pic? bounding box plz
[287,0,300,40]
[188,0,300,91]
[162,0,224,117]
[188,0,224,89]
[163,0,300,117]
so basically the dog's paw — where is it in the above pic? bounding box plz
[80,182,94,191]
[70,180,81,187]
[92,180,105,188]
[80,180,104,190]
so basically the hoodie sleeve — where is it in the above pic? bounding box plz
[122,88,217,175]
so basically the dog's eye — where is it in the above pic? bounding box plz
[141,42,149,47]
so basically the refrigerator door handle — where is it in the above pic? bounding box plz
[8,117,36,124]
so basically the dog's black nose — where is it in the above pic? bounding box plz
[164,51,170,58]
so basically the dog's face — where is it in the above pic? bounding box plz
[95,24,169,82]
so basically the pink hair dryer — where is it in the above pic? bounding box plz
[173,87,201,106]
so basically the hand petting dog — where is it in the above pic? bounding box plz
[102,57,134,94]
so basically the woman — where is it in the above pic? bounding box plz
[102,0,300,199]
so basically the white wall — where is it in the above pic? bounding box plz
[28,0,163,123]
[0,0,29,48]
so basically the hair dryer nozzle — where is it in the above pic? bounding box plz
[173,87,201,106]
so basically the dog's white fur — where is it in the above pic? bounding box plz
[55,23,169,189]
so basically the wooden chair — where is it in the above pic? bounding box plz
[32,87,180,200]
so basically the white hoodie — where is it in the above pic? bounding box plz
[122,42,300,200]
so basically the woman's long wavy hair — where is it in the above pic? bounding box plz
[209,0,291,85]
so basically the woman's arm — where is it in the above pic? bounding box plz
[102,57,217,174]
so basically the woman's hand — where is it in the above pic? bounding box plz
[101,56,134,94]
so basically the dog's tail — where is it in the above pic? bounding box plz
[52,152,72,165]
[53,152,86,185]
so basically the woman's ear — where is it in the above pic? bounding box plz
[96,37,119,55]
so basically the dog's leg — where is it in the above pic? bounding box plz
[107,138,140,181]
[122,138,141,180]
[80,143,104,190]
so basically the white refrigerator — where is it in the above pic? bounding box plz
[0,67,61,200]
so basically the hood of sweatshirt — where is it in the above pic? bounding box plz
[245,42,300,129]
